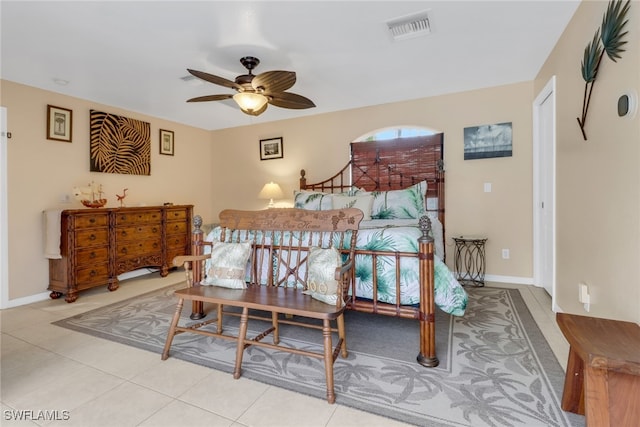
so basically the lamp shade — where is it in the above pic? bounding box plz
[259,182,283,208]
[258,182,284,200]
[233,92,269,115]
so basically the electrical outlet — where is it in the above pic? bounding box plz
[484,182,492,193]
[501,249,510,259]
[59,194,71,203]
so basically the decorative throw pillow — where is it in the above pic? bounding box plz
[293,190,333,211]
[205,241,251,289]
[303,246,341,305]
[369,180,428,219]
[331,194,374,220]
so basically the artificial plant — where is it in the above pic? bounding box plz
[577,0,630,140]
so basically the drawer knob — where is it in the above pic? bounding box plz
[152,227,158,233]
[90,270,97,277]
[121,248,128,254]
[90,234,96,241]
[89,218,96,224]
[90,252,96,259]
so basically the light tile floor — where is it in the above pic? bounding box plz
[1,274,570,427]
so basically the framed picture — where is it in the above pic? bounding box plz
[46,105,72,142]
[259,137,283,160]
[159,129,174,156]
[463,122,513,160]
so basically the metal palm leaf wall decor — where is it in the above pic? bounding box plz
[90,110,151,175]
[577,0,630,141]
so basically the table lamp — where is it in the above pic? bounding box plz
[258,182,283,208]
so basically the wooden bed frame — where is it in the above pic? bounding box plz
[299,134,445,367]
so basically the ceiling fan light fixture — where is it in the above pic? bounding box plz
[233,92,269,115]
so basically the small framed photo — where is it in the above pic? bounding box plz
[159,129,174,156]
[259,137,283,161]
[46,105,72,142]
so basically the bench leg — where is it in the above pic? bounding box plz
[233,307,250,380]
[561,346,585,415]
[322,319,336,404]
[161,297,184,360]
[216,303,224,334]
[337,314,348,358]
[272,311,279,345]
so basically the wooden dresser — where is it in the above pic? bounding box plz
[48,205,192,302]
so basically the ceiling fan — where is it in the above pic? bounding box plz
[186,56,316,116]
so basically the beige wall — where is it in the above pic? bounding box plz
[535,0,640,322]
[1,80,215,301]
[209,82,535,281]
[2,78,535,304]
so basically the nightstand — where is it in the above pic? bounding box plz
[452,236,487,287]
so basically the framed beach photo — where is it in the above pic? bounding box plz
[46,105,72,142]
[159,129,174,156]
[259,137,283,160]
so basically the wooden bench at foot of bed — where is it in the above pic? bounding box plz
[162,208,363,404]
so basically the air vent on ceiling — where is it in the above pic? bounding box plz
[386,11,431,41]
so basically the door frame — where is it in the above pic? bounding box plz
[532,76,558,310]
[1,107,8,308]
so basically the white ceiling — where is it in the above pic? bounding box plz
[1,1,580,131]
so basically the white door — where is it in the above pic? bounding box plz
[0,107,8,308]
[533,77,557,307]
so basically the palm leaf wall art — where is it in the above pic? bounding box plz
[90,110,151,175]
[577,0,630,140]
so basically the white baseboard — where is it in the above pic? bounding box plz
[2,291,51,308]
[484,274,534,285]
[1,268,159,309]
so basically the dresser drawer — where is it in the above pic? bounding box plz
[74,214,109,229]
[75,246,109,265]
[116,239,161,258]
[75,229,109,247]
[166,208,188,221]
[116,224,161,240]
[75,263,109,285]
[115,210,162,226]
[166,221,187,236]
[167,234,188,250]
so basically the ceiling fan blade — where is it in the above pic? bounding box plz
[186,94,233,103]
[268,92,316,109]
[252,71,296,94]
[187,69,242,90]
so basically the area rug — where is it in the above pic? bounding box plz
[53,285,583,427]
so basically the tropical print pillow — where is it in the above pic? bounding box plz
[293,190,333,210]
[369,181,427,219]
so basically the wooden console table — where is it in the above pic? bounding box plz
[48,205,192,302]
[556,312,640,426]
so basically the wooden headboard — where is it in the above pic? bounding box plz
[299,134,445,227]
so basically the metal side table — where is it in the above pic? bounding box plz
[452,236,487,286]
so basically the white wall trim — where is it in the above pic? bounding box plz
[484,274,534,286]
[3,291,51,308]
[0,107,8,309]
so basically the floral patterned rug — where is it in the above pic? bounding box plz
[53,285,583,427]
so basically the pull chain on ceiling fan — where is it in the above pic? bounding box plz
[186,56,316,116]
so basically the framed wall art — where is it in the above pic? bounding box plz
[159,129,174,156]
[46,105,73,142]
[259,137,283,161]
[89,110,151,175]
[463,122,513,160]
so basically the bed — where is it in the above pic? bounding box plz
[297,134,467,367]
